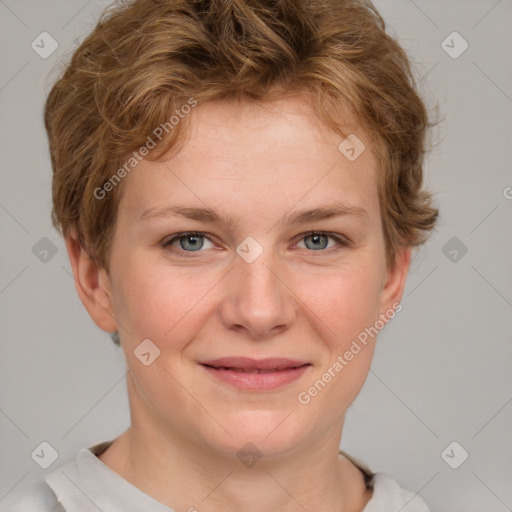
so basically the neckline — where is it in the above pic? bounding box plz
[90,441,374,490]
[81,440,375,511]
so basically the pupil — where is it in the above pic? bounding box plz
[308,234,326,250]
[181,234,202,250]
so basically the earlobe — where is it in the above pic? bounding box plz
[379,246,412,314]
[65,229,118,333]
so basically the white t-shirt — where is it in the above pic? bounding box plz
[3,440,429,512]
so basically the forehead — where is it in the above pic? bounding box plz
[117,97,380,228]
[179,96,364,165]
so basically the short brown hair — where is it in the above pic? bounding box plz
[45,0,439,273]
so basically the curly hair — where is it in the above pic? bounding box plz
[45,0,439,275]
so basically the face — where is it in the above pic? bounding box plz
[76,96,409,459]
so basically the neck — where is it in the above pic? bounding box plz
[98,374,372,512]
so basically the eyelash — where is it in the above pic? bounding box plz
[162,231,351,257]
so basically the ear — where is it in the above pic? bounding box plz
[378,246,412,315]
[64,229,118,333]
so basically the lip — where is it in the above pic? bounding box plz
[199,357,311,391]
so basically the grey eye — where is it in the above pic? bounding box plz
[178,234,205,251]
[164,232,215,252]
[300,233,332,251]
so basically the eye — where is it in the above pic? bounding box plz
[295,232,350,252]
[162,230,350,257]
[162,232,215,253]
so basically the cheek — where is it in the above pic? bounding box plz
[109,260,218,350]
[294,262,383,407]
[111,248,385,353]
[300,261,384,346]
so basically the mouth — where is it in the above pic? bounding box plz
[205,367,301,373]
[199,357,311,391]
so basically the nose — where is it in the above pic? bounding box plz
[219,245,297,340]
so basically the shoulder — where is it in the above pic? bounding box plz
[1,456,83,512]
[2,440,114,512]
[363,472,430,512]
[1,478,64,512]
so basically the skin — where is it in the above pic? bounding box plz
[66,96,411,512]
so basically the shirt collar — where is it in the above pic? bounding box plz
[44,440,422,512]
[44,440,175,512]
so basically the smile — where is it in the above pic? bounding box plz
[199,357,312,391]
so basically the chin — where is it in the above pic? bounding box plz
[198,409,310,461]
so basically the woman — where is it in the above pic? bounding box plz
[9,0,438,510]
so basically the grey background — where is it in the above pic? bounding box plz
[1,1,511,510]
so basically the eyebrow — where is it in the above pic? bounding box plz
[139,203,369,228]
